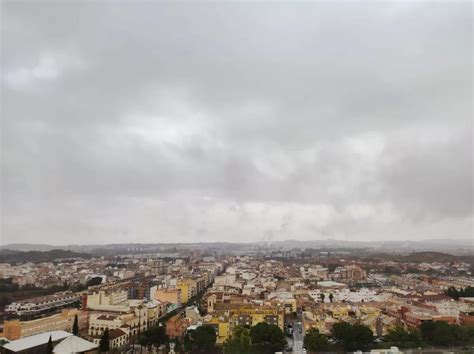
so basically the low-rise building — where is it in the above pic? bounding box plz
[5,292,81,317]
[3,309,87,340]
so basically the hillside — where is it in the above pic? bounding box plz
[396,251,469,264]
[0,249,91,264]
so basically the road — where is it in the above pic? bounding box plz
[292,321,304,354]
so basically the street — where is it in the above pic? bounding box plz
[292,321,304,354]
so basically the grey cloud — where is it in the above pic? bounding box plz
[1,1,472,244]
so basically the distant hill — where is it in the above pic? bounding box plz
[396,251,469,264]
[0,243,59,252]
[0,238,472,256]
[0,249,91,264]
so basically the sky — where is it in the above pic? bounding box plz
[1,1,472,245]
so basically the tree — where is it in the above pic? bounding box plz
[320,293,325,303]
[329,293,334,303]
[86,276,103,287]
[99,328,110,353]
[250,322,287,354]
[331,322,352,343]
[332,322,373,351]
[421,321,471,348]
[139,325,168,350]
[72,314,79,335]
[419,321,436,344]
[303,328,328,353]
[383,327,422,349]
[223,326,252,354]
[172,338,183,353]
[184,325,216,352]
[353,324,374,350]
[445,286,474,300]
[46,335,53,354]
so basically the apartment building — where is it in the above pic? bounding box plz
[91,328,129,349]
[5,292,81,317]
[203,304,285,344]
[154,288,182,307]
[2,309,87,340]
[86,289,128,308]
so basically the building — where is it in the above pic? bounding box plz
[3,309,87,340]
[202,305,285,344]
[88,302,150,339]
[154,288,182,307]
[91,328,129,350]
[86,289,128,308]
[177,278,198,304]
[5,292,81,317]
[52,335,98,353]
[460,311,474,326]
[88,314,123,337]
[2,330,72,353]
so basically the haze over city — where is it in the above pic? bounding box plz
[1,2,473,245]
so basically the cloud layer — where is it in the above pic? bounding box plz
[1,2,472,244]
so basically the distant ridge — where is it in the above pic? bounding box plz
[1,238,472,254]
[0,249,92,263]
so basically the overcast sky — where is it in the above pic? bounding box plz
[1,1,472,245]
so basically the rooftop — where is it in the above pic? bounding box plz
[3,331,72,352]
[53,335,98,353]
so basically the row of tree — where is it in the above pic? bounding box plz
[303,321,474,353]
[319,293,334,303]
[91,317,474,353]
[445,286,474,300]
[223,322,287,354]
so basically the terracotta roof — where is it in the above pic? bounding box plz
[109,328,127,340]
[97,314,118,320]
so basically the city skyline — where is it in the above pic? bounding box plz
[1,2,473,245]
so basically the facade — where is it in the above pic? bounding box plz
[459,311,474,326]
[91,328,129,349]
[5,292,81,317]
[88,302,151,340]
[3,309,87,340]
[203,305,285,344]
[154,288,182,307]
[86,290,128,308]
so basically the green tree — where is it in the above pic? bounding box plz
[419,321,437,344]
[383,327,422,349]
[319,293,325,303]
[331,322,352,341]
[464,326,474,346]
[184,325,216,352]
[303,328,328,353]
[445,286,474,300]
[86,276,103,287]
[99,328,110,353]
[72,314,79,335]
[433,322,457,347]
[223,326,252,354]
[331,322,373,351]
[353,324,374,350]
[139,325,168,350]
[250,322,287,354]
[420,321,472,348]
[46,335,53,354]
[329,293,334,303]
[172,338,183,353]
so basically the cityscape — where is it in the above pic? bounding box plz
[1,0,473,353]
[0,242,473,353]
